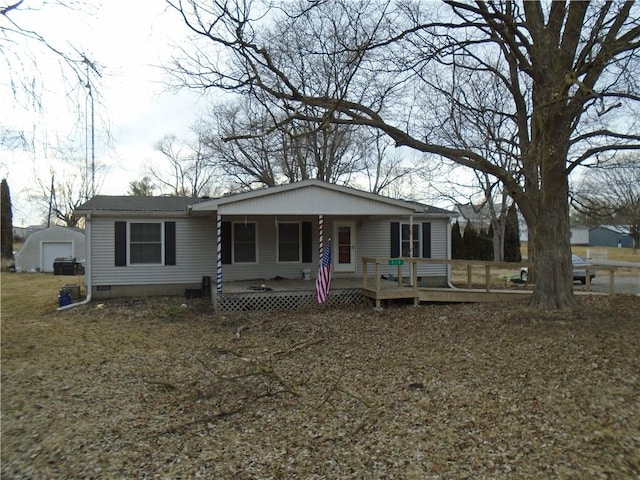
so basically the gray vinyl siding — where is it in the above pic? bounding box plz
[356,217,449,278]
[221,215,451,281]
[89,216,216,286]
[222,216,318,281]
[217,186,415,216]
[89,214,451,287]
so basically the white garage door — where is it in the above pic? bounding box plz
[42,242,73,272]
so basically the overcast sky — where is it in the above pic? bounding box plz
[1,0,209,226]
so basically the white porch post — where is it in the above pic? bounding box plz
[216,214,223,294]
[409,215,414,286]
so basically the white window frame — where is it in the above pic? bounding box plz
[401,223,422,258]
[129,221,164,266]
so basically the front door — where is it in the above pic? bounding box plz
[333,222,356,272]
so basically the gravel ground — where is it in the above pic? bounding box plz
[2,293,640,479]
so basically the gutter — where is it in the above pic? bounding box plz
[57,213,92,311]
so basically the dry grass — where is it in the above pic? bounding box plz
[2,273,640,479]
[520,243,639,263]
[571,245,639,263]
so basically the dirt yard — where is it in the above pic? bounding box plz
[2,273,640,479]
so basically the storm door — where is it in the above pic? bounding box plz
[333,222,356,272]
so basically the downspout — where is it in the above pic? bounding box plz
[57,214,92,311]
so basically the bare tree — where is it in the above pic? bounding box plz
[356,130,416,196]
[203,101,283,191]
[1,1,100,145]
[150,130,219,197]
[205,100,415,194]
[167,0,640,309]
[31,166,101,227]
[573,155,640,249]
[203,94,371,191]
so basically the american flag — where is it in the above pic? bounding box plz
[315,241,332,303]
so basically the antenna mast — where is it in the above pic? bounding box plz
[82,54,101,199]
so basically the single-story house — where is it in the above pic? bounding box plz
[589,226,635,249]
[14,226,86,272]
[73,180,457,304]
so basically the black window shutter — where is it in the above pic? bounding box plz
[115,221,127,267]
[302,221,312,263]
[165,221,176,265]
[390,222,400,257]
[221,221,232,265]
[422,222,432,258]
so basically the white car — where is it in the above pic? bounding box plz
[520,255,596,284]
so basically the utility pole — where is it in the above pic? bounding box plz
[47,173,55,228]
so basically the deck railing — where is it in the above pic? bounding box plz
[361,257,632,296]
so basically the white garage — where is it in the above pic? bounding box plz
[15,226,85,273]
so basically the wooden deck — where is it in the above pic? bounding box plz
[215,276,535,311]
[360,257,621,308]
[213,257,626,312]
[361,284,535,307]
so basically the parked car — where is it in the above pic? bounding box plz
[520,255,596,284]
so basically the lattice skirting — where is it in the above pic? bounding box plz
[215,288,364,312]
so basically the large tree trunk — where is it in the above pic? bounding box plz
[528,137,577,309]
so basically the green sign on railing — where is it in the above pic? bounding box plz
[388,258,404,265]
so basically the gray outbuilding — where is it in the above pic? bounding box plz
[15,226,86,272]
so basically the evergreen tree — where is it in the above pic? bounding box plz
[128,176,156,196]
[451,220,464,259]
[504,203,522,262]
[462,223,479,260]
[1,179,14,262]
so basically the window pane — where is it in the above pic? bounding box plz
[401,224,419,241]
[131,223,161,242]
[279,223,300,262]
[401,224,420,257]
[234,223,256,263]
[130,223,162,264]
[234,243,256,262]
[234,224,255,242]
[131,244,161,264]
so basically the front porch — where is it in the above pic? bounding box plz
[211,276,534,312]
[214,278,365,312]
[211,257,627,312]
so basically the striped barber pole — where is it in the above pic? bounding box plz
[318,214,323,259]
[216,214,223,293]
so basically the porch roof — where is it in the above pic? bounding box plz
[190,180,454,217]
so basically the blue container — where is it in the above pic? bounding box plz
[58,290,72,307]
